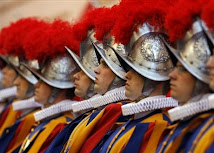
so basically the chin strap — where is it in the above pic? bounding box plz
[142,79,159,97]
[108,76,125,91]
[191,80,210,101]
[47,88,61,104]
[26,84,35,98]
[86,82,96,98]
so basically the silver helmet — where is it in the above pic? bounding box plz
[114,23,174,81]
[66,31,99,98]
[65,32,99,81]
[23,55,77,89]
[91,38,126,91]
[6,56,38,98]
[18,60,39,85]
[164,19,212,84]
[7,56,20,67]
[91,39,126,80]
[7,56,38,85]
[200,19,214,50]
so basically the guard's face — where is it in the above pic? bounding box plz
[125,69,145,100]
[13,75,30,99]
[73,70,92,98]
[94,58,115,95]
[1,65,17,88]
[206,55,214,91]
[34,80,52,104]
[169,62,196,104]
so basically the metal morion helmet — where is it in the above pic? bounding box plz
[66,31,99,98]
[112,23,175,97]
[91,38,127,80]
[115,23,174,81]
[19,60,39,85]
[21,19,78,90]
[165,19,212,84]
[7,56,39,85]
[91,37,127,90]
[23,55,76,89]
[66,31,99,81]
[7,56,39,98]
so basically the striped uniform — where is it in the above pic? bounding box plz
[44,111,92,153]
[100,109,171,153]
[156,111,214,153]
[64,102,132,153]
[0,108,39,153]
[0,100,22,136]
[19,112,74,153]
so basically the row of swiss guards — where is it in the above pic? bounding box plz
[0,0,214,153]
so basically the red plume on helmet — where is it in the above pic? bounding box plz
[0,26,9,55]
[201,0,214,31]
[71,7,105,44]
[46,19,79,59]
[93,5,119,42]
[110,0,175,45]
[68,4,119,47]
[165,0,208,42]
[24,19,79,64]
[23,19,50,62]
[0,18,47,58]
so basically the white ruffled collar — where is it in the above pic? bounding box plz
[33,99,78,122]
[72,86,128,112]
[91,86,127,108]
[168,94,214,122]
[122,95,178,117]
[12,97,42,111]
[72,94,100,113]
[0,86,17,102]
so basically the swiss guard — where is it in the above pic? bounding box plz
[156,0,214,152]
[93,0,178,152]
[186,0,214,152]
[45,30,100,153]
[18,19,79,153]
[0,18,46,153]
[61,5,134,153]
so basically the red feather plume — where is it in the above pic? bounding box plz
[24,19,80,64]
[165,0,208,42]
[71,8,104,42]
[201,0,214,31]
[110,0,175,44]
[1,18,46,57]
[23,19,50,62]
[0,26,10,55]
[93,6,119,42]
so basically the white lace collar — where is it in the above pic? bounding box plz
[34,99,78,122]
[0,86,17,102]
[91,86,128,108]
[168,94,214,122]
[72,94,100,113]
[12,97,42,111]
[122,95,178,116]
